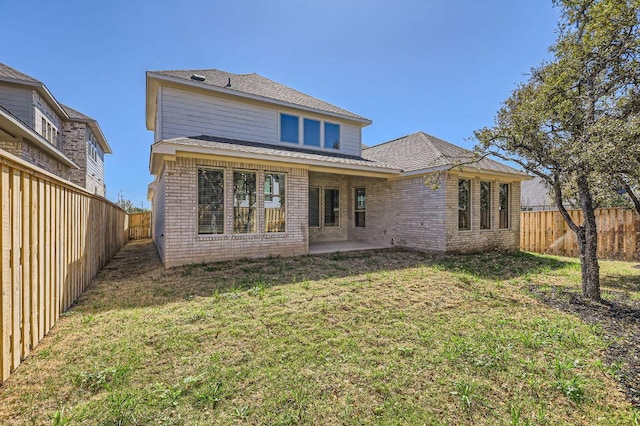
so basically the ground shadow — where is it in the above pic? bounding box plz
[77,240,574,313]
[529,285,640,407]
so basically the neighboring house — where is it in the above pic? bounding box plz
[146,69,529,267]
[521,176,556,211]
[0,63,111,195]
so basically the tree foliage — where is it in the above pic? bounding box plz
[476,0,640,300]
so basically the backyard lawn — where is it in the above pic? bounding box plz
[0,240,638,425]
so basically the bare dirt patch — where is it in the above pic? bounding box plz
[529,285,640,408]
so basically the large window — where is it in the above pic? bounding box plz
[303,118,321,147]
[309,187,320,227]
[458,179,471,230]
[265,173,285,233]
[280,113,340,150]
[355,187,365,227]
[233,171,257,233]
[480,181,491,230]
[324,188,340,227]
[280,114,299,143]
[499,183,510,229]
[198,168,225,234]
[324,122,340,149]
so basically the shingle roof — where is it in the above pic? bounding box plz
[61,104,94,121]
[363,132,526,176]
[150,69,369,122]
[0,63,40,83]
[159,135,399,171]
[521,176,555,208]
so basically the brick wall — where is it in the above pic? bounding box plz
[347,175,447,252]
[444,173,521,252]
[157,157,308,267]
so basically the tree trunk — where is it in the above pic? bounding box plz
[577,175,601,301]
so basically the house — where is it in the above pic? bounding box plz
[521,176,556,211]
[0,63,111,195]
[146,69,529,267]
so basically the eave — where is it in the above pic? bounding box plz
[0,108,78,169]
[0,76,70,121]
[145,72,373,132]
[397,164,532,181]
[149,140,400,178]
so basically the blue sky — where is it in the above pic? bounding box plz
[1,0,559,208]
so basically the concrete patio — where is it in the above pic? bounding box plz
[308,240,392,255]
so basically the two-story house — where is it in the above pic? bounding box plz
[0,63,111,195]
[146,69,529,267]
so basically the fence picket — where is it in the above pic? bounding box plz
[521,208,640,261]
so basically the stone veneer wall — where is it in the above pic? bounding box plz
[444,173,521,252]
[157,157,308,267]
[347,175,447,252]
[308,172,349,243]
[61,121,88,189]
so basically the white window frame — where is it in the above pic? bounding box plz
[279,112,341,151]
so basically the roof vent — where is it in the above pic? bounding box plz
[225,78,232,88]
[190,74,206,82]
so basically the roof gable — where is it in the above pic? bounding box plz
[363,132,527,176]
[0,63,40,84]
[148,69,370,123]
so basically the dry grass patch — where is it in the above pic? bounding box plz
[0,240,638,425]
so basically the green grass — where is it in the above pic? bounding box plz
[0,242,638,425]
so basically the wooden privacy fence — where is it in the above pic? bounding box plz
[128,211,151,239]
[520,208,640,261]
[0,151,128,384]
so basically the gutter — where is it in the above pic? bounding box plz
[150,140,401,176]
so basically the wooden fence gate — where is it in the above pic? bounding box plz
[128,212,152,240]
[520,208,640,261]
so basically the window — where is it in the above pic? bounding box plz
[499,183,510,229]
[41,118,46,138]
[264,175,273,201]
[47,123,52,142]
[303,118,321,147]
[198,168,224,234]
[355,187,365,227]
[309,187,320,227]
[324,188,340,227]
[458,179,471,230]
[280,113,341,150]
[480,181,491,230]
[233,171,257,233]
[325,122,340,150]
[280,114,299,143]
[265,173,285,232]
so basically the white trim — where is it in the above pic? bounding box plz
[150,140,401,176]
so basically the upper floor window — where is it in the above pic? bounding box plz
[280,113,340,150]
[303,118,321,147]
[280,114,299,143]
[325,122,340,150]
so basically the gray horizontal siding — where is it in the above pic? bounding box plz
[160,87,278,143]
[0,85,33,126]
